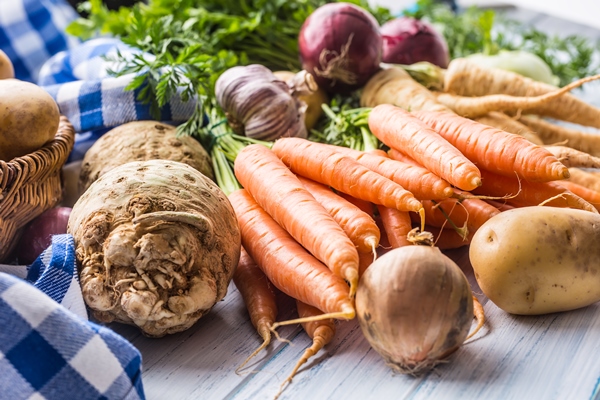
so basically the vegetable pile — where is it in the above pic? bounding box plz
[17,0,600,395]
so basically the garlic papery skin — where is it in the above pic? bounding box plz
[215,64,307,141]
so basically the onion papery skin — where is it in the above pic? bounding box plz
[381,17,450,69]
[298,2,383,94]
[356,245,473,375]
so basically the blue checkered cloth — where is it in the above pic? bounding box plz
[0,235,146,400]
[0,0,80,83]
[38,37,199,162]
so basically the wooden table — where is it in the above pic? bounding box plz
[108,5,600,400]
[111,247,600,400]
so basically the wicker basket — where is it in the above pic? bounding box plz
[0,116,75,262]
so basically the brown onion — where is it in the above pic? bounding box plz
[356,244,473,375]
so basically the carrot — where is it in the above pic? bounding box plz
[417,197,501,239]
[387,148,424,167]
[436,74,600,119]
[333,145,455,200]
[472,168,597,213]
[358,250,375,278]
[518,115,600,156]
[413,110,570,182]
[271,138,424,216]
[233,247,278,373]
[484,199,516,212]
[424,225,471,250]
[335,191,375,216]
[376,205,412,248]
[234,144,360,297]
[567,168,600,192]
[360,66,453,112]
[544,146,600,168]
[557,180,600,212]
[443,58,600,129]
[474,112,544,145]
[368,104,482,191]
[298,175,380,255]
[228,189,355,322]
[275,300,336,400]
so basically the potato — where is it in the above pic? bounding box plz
[470,206,600,315]
[0,50,14,79]
[0,79,60,161]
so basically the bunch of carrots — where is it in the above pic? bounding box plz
[226,57,600,397]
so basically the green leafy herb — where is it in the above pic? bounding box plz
[410,0,600,86]
[66,0,390,137]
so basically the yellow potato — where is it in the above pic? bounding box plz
[0,79,60,161]
[0,50,14,79]
[469,206,600,315]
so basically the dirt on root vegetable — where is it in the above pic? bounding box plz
[68,160,240,337]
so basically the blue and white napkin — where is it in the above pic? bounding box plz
[0,235,146,400]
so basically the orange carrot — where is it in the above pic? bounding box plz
[387,148,423,167]
[233,247,278,372]
[425,226,471,250]
[228,189,355,322]
[358,250,375,278]
[368,104,482,191]
[336,191,375,216]
[557,180,600,212]
[333,145,455,200]
[275,300,336,399]
[271,138,424,215]
[435,74,600,119]
[413,110,569,182]
[472,168,597,213]
[234,144,360,297]
[376,205,412,248]
[417,197,501,239]
[484,199,516,212]
[298,176,380,255]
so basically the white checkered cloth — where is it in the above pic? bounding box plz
[0,0,80,83]
[0,235,145,400]
[38,37,199,162]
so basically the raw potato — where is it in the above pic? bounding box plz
[470,206,600,315]
[79,121,214,194]
[68,160,241,337]
[0,79,60,161]
[0,50,14,79]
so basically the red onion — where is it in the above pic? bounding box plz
[298,2,382,94]
[14,207,72,264]
[381,17,450,68]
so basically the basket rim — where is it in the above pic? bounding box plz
[0,116,75,189]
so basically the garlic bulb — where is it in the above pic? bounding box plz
[215,64,307,141]
[356,245,474,375]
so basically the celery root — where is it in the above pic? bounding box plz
[68,160,241,337]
